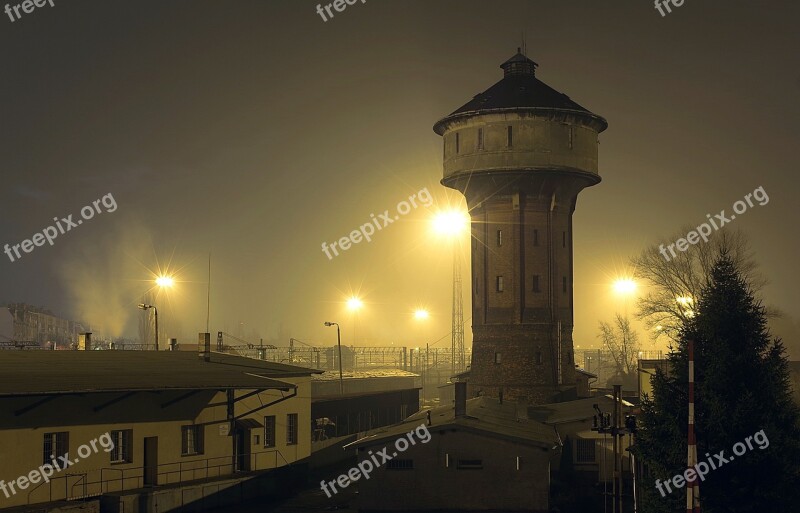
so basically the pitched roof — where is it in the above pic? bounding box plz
[0,351,321,396]
[346,396,559,450]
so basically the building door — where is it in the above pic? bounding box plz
[235,428,252,471]
[143,437,158,486]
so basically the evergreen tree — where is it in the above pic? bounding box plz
[635,251,800,512]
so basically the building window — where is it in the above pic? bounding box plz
[494,352,502,364]
[287,413,298,445]
[457,459,483,469]
[477,128,484,150]
[576,439,596,463]
[43,432,69,466]
[264,415,276,448]
[387,459,414,470]
[533,229,539,246]
[532,275,541,293]
[507,125,513,147]
[110,430,133,464]
[569,127,574,149]
[563,231,566,248]
[563,276,568,293]
[496,229,502,247]
[496,276,504,292]
[181,425,204,456]
[455,132,460,154]
[536,351,543,365]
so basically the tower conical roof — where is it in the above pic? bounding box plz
[434,50,607,134]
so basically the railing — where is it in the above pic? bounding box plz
[25,450,292,505]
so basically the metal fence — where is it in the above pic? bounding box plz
[24,450,291,505]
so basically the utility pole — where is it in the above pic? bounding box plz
[593,384,635,513]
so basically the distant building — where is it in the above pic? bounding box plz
[347,382,558,512]
[5,303,84,349]
[434,50,608,404]
[0,346,320,510]
[311,370,421,440]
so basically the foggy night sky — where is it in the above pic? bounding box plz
[1,0,798,356]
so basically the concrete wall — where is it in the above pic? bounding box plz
[100,465,303,513]
[441,112,602,179]
[355,429,551,512]
[0,378,311,509]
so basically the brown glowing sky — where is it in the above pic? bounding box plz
[1,0,798,356]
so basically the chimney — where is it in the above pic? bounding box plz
[199,333,211,362]
[169,338,177,351]
[454,382,467,417]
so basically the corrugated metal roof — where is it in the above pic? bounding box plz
[0,351,320,396]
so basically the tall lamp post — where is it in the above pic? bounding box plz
[324,321,343,395]
[137,304,159,351]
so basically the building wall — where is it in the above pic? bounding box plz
[439,110,603,405]
[356,429,551,512]
[312,389,419,440]
[0,378,311,508]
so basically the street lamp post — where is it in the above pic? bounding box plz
[137,304,159,351]
[324,321,344,395]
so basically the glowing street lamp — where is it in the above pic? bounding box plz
[432,210,468,237]
[414,308,430,320]
[676,296,695,318]
[346,296,363,345]
[346,297,363,311]
[155,275,175,288]
[612,278,637,296]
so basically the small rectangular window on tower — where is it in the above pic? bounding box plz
[507,126,513,147]
[455,132,460,154]
[477,128,484,150]
[569,127,574,149]
[533,275,541,293]
[496,276,504,292]
[562,276,567,293]
[533,229,539,246]
[563,231,566,248]
[494,352,502,364]
[535,351,543,365]
[497,229,502,247]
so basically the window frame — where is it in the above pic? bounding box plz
[264,415,277,448]
[43,432,69,467]
[286,413,299,446]
[110,429,133,464]
[576,438,596,463]
[181,425,204,456]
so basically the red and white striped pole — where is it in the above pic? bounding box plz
[687,339,701,513]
